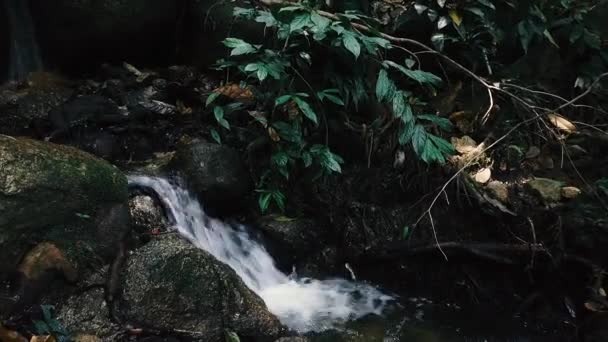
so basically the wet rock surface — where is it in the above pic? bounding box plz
[170,140,250,216]
[56,288,122,342]
[121,235,284,342]
[128,194,169,234]
[0,136,128,281]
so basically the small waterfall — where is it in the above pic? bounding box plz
[3,0,43,80]
[128,175,394,333]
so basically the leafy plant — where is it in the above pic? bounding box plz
[211,3,456,212]
[32,305,70,342]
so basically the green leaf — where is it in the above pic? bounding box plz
[311,12,331,30]
[290,13,311,32]
[411,124,427,156]
[342,32,361,59]
[375,69,391,102]
[219,118,230,130]
[214,106,224,122]
[402,225,411,239]
[402,102,414,124]
[34,320,50,335]
[476,0,495,9]
[399,120,415,145]
[293,97,318,124]
[257,66,269,81]
[272,191,286,212]
[543,29,559,48]
[302,151,313,167]
[272,152,289,167]
[275,95,292,106]
[223,38,257,56]
[385,61,442,86]
[583,29,601,49]
[206,92,221,107]
[417,114,453,131]
[464,7,485,18]
[210,128,221,144]
[323,94,345,106]
[244,63,259,72]
[233,7,255,19]
[258,192,272,213]
[392,91,406,118]
[41,305,54,322]
[255,11,277,27]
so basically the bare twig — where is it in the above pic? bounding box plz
[553,72,608,112]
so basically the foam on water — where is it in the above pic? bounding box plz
[128,175,394,332]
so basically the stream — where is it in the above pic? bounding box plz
[128,175,558,341]
[128,175,395,333]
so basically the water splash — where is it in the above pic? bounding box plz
[3,0,43,80]
[128,175,394,332]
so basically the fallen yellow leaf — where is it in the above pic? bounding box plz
[547,113,576,133]
[449,10,463,26]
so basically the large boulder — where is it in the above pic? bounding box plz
[0,136,128,286]
[120,236,284,341]
[29,0,180,73]
[170,140,250,216]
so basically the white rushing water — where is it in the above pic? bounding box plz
[3,0,43,80]
[128,175,394,332]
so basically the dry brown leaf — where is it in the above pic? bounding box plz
[213,84,254,101]
[0,325,28,342]
[176,100,192,115]
[474,168,492,184]
[18,242,77,282]
[561,186,582,199]
[547,113,576,133]
[267,127,280,142]
[30,336,56,342]
[451,135,477,154]
[584,301,606,312]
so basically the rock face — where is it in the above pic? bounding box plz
[56,288,122,342]
[257,217,323,268]
[0,136,128,281]
[121,236,284,342]
[29,0,180,73]
[128,194,168,234]
[170,140,250,215]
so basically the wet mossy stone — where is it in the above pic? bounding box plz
[121,236,284,342]
[0,136,128,279]
[170,140,250,216]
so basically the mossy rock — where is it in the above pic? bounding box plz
[0,136,128,279]
[121,236,284,341]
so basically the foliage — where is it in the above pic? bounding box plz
[401,0,607,86]
[210,3,457,212]
[32,305,70,342]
